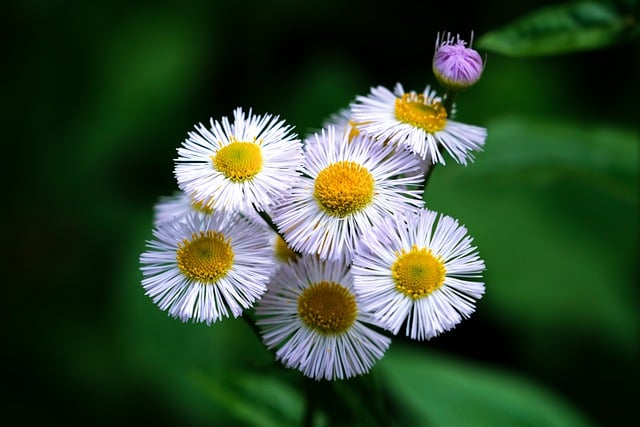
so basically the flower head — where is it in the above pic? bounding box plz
[139,211,275,325]
[433,32,484,91]
[256,256,391,381]
[352,208,485,340]
[350,83,486,165]
[174,107,303,212]
[272,125,423,262]
[153,191,215,227]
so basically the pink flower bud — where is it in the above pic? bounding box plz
[433,32,485,91]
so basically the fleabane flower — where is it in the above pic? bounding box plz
[139,211,275,325]
[350,83,486,165]
[433,32,485,91]
[352,208,485,340]
[255,256,391,381]
[174,107,303,212]
[272,125,423,262]
[153,191,215,227]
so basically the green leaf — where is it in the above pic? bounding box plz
[477,1,640,56]
[191,366,399,427]
[382,346,596,427]
[471,115,639,203]
[191,370,305,427]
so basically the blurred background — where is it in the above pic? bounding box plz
[5,0,638,426]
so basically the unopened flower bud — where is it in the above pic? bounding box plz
[433,32,485,91]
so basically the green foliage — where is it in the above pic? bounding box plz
[189,344,599,426]
[382,346,596,427]
[470,116,639,202]
[477,1,640,56]
[192,370,305,427]
[7,0,639,425]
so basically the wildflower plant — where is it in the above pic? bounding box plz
[139,29,487,392]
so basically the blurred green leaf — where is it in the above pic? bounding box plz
[60,8,215,185]
[191,364,397,427]
[477,1,640,56]
[382,346,596,427]
[192,370,304,427]
[471,115,639,203]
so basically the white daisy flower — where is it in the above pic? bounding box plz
[174,107,303,212]
[272,125,423,262]
[153,191,215,227]
[350,83,486,165]
[255,256,391,381]
[352,208,485,341]
[139,211,275,325]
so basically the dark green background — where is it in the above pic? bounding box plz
[5,0,638,426]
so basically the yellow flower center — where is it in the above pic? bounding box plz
[392,245,446,299]
[176,231,234,283]
[274,235,298,263]
[314,161,374,217]
[212,141,263,182]
[394,93,447,133]
[298,281,358,334]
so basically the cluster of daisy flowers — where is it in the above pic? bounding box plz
[140,32,487,381]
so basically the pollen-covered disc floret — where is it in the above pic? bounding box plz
[174,107,303,212]
[255,256,391,381]
[176,230,234,282]
[392,245,446,299]
[314,161,374,217]
[298,281,358,334]
[272,125,423,262]
[352,208,485,340]
[433,32,484,91]
[350,83,486,165]
[139,211,275,325]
